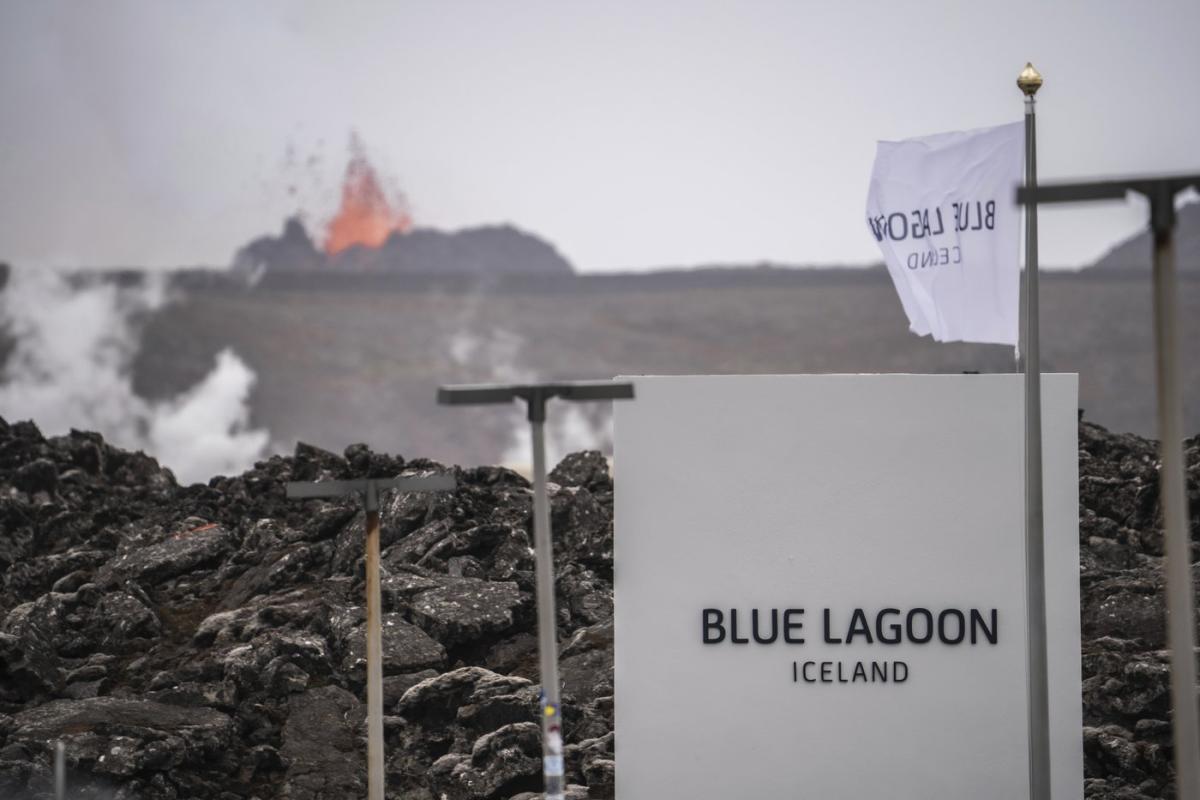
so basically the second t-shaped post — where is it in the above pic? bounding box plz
[287,473,456,800]
[437,380,634,800]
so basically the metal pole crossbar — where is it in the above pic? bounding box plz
[287,473,456,800]
[1018,172,1200,799]
[438,380,634,800]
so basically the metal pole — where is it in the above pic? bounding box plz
[286,475,454,800]
[54,740,65,800]
[530,418,565,800]
[436,381,632,800]
[1018,62,1052,800]
[1151,225,1200,798]
[365,483,385,800]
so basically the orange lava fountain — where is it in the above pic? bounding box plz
[324,134,412,255]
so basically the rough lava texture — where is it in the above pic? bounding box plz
[0,416,1196,799]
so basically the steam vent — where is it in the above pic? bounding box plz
[0,413,1194,799]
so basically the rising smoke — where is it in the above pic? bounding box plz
[0,267,269,484]
[445,318,612,467]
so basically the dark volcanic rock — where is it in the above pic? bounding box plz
[12,458,58,495]
[0,415,1195,799]
[559,621,614,706]
[428,721,543,800]
[548,451,611,493]
[0,594,67,694]
[340,614,446,675]
[1076,423,1200,799]
[409,579,526,647]
[99,523,233,587]
[8,697,236,793]
[280,685,364,800]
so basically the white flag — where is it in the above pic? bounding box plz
[866,121,1023,346]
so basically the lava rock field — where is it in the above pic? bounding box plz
[0,415,1197,799]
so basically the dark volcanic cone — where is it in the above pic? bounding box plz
[232,217,574,277]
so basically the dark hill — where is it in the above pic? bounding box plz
[1093,202,1200,272]
[232,218,574,277]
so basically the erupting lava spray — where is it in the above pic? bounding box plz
[324,133,412,255]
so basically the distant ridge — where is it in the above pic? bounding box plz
[232,217,574,277]
[1092,201,1199,271]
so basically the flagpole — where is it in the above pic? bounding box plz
[1018,61,1053,800]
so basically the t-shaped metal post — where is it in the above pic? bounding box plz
[1019,173,1200,799]
[437,380,634,800]
[287,474,456,800]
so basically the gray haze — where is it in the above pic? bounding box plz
[1,0,1198,271]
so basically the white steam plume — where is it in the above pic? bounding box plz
[445,321,611,468]
[0,267,269,483]
[503,402,613,469]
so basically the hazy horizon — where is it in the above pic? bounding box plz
[2,1,1198,273]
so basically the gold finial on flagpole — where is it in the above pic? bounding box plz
[1018,54,1050,800]
[1017,62,1043,96]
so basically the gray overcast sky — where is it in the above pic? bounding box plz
[1,0,1197,272]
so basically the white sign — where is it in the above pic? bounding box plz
[614,374,1081,800]
[866,122,1024,346]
